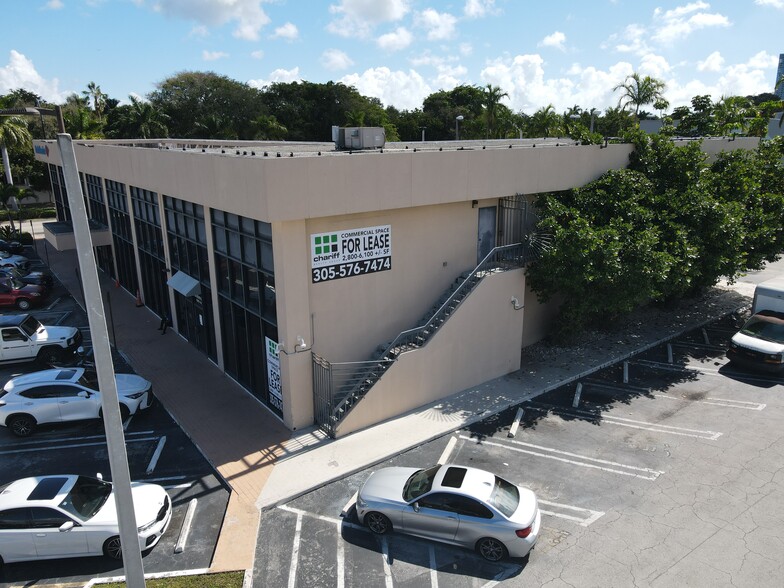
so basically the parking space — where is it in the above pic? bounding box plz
[0,251,229,586]
[256,317,784,587]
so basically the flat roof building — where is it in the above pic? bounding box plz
[33,134,756,437]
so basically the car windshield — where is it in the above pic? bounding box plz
[20,315,43,336]
[403,465,440,502]
[487,476,520,518]
[740,315,784,344]
[58,476,113,521]
[78,369,99,389]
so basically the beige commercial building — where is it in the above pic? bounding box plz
[33,134,756,438]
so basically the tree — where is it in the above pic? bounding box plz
[83,82,107,121]
[527,105,563,137]
[613,73,666,117]
[107,96,169,139]
[481,84,509,139]
[0,115,32,186]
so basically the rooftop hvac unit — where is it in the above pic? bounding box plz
[334,126,386,150]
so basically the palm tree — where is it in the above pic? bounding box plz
[119,96,169,139]
[528,105,563,137]
[0,116,32,186]
[613,73,666,117]
[481,84,509,139]
[250,115,287,140]
[83,81,107,121]
[63,106,104,139]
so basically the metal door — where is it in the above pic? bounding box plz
[477,206,497,263]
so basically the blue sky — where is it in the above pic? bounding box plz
[1,0,782,114]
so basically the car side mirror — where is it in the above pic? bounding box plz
[59,521,75,532]
[78,391,90,398]
[412,502,420,513]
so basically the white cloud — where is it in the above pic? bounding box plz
[432,64,468,90]
[459,42,472,56]
[189,25,209,38]
[248,67,301,89]
[340,67,431,109]
[43,0,64,9]
[377,27,413,51]
[415,8,457,41]
[321,49,354,71]
[638,53,672,79]
[271,22,298,41]
[652,1,730,44]
[464,0,497,18]
[755,0,784,8]
[0,50,65,103]
[327,0,411,38]
[202,50,228,61]
[539,31,566,51]
[605,23,651,55]
[151,0,271,41]
[251,50,264,59]
[697,51,724,72]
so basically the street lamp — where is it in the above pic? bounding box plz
[455,115,464,140]
[0,106,146,587]
[589,108,601,133]
[420,126,426,141]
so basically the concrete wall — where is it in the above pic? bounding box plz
[335,267,526,437]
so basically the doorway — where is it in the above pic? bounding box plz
[477,206,497,264]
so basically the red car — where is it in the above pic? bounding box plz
[0,275,47,310]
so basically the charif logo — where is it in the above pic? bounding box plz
[267,339,279,357]
[313,232,339,255]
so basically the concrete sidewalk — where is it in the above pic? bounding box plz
[32,218,770,582]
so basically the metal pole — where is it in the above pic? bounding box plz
[106,289,117,349]
[57,133,146,586]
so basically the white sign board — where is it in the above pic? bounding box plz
[311,224,391,283]
[265,337,283,411]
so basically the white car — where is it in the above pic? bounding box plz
[0,367,154,436]
[0,474,171,564]
[356,464,541,561]
[0,251,30,271]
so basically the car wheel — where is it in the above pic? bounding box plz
[37,347,61,365]
[15,298,32,310]
[103,536,123,559]
[477,537,507,562]
[365,511,392,534]
[8,414,36,437]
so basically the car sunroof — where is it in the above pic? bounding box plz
[55,369,77,380]
[28,477,69,500]
[441,467,467,488]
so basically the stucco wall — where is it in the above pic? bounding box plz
[335,268,526,437]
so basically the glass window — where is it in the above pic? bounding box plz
[488,476,520,518]
[403,466,440,502]
[245,268,260,312]
[19,386,59,399]
[29,507,73,528]
[417,493,454,512]
[0,508,29,529]
[448,495,494,519]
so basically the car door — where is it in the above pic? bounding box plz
[17,386,63,424]
[0,279,13,307]
[447,495,497,546]
[55,384,100,422]
[399,492,460,542]
[0,327,33,362]
[29,507,89,558]
[0,508,36,563]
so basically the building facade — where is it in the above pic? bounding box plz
[33,135,757,437]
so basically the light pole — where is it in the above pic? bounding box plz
[455,115,464,140]
[420,126,426,141]
[589,109,601,133]
[0,106,146,587]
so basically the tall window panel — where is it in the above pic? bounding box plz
[84,174,114,276]
[48,164,71,222]
[164,196,216,361]
[211,209,279,415]
[131,187,168,318]
[105,180,138,293]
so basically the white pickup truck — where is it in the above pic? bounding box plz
[0,314,83,365]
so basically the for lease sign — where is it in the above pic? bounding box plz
[311,225,391,283]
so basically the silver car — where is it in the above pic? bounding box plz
[355,463,541,561]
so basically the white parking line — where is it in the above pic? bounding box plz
[288,512,303,588]
[458,435,664,480]
[381,536,394,588]
[174,498,197,553]
[0,436,159,455]
[652,394,766,411]
[336,519,345,588]
[0,430,155,449]
[146,436,167,474]
[437,436,458,465]
[538,499,605,527]
[429,545,438,588]
[527,402,722,440]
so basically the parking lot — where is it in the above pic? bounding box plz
[0,252,229,586]
[255,314,784,587]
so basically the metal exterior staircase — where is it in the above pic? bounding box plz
[312,242,533,437]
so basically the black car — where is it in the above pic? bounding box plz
[0,266,54,290]
[0,239,25,255]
